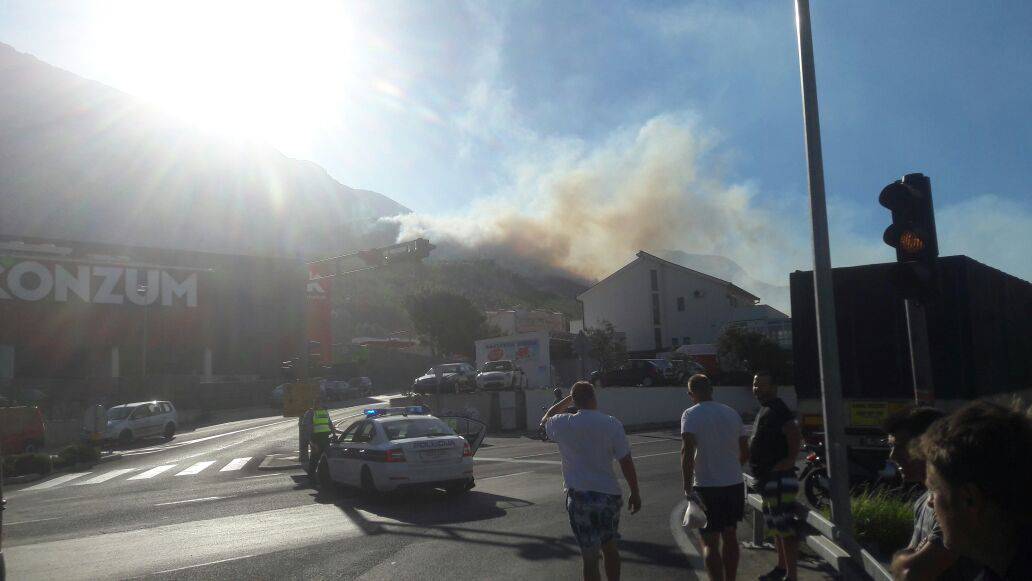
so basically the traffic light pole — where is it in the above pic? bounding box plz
[794,0,860,566]
[905,300,935,403]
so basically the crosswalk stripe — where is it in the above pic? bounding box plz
[74,468,139,485]
[22,472,92,491]
[176,461,215,476]
[129,465,177,480]
[220,457,251,472]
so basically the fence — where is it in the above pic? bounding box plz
[741,473,891,581]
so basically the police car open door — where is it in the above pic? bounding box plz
[438,417,487,455]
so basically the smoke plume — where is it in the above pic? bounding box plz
[389,115,801,293]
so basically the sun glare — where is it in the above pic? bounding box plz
[88,1,366,152]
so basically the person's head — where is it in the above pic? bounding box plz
[570,381,597,410]
[882,406,945,483]
[916,400,1032,558]
[752,372,775,402]
[687,374,713,404]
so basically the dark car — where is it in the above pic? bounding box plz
[412,363,476,394]
[590,359,666,387]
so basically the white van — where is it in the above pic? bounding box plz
[104,401,178,445]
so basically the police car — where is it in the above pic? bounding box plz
[317,406,486,495]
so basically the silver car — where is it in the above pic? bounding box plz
[104,401,178,446]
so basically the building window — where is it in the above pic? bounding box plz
[654,328,662,350]
[650,269,658,291]
[683,336,691,345]
[677,297,685,311]
[672,337,680,348]
[651,294,661,325]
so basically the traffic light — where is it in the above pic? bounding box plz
[879,173,939,300]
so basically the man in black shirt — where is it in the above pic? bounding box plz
[749,372,802,581]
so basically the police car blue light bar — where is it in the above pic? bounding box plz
[363,406,430,417]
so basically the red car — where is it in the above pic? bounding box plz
[0,406,46,454]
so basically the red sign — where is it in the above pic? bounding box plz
[306,267,333,365]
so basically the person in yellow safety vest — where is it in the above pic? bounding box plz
[308,399,336,475]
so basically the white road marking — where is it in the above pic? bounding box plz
[220,457,252,472]
[473,457,562,465]
[634,451,680,460]
[119,420,293,456]
[153,554,257,575]
[5,517,60,526]
[22,472,92,491]
[241,473,283,480]
[154,496,234,507]
[128,465,177,480]
[74,468,140,485]
[176,461,216,476]
[479,471,533,480]
[5,502,379,580]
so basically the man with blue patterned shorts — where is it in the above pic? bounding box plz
[542,381,641,581]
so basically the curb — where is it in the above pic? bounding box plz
[2,472,45,485]
[257,453,302,471]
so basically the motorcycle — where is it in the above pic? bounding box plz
[798,436,898,509]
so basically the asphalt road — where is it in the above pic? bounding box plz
[4,403,833,580]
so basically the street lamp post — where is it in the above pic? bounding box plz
[794,0,859,566]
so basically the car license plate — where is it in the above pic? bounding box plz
[420,449,449,460]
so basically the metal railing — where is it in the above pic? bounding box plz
[742,474,892,581]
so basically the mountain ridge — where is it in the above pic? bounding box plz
[0,42,407,258]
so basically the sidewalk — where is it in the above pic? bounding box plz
[672,500,835,580]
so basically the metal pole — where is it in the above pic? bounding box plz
[794,0,858,557]
[904,300,934,403]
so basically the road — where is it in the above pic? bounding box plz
[4,402,833,580]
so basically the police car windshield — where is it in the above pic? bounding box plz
[107,407,132,420]
[384,418,456,440]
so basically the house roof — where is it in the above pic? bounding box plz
[577,250,761,303]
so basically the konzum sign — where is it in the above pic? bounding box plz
[0,260,198,307]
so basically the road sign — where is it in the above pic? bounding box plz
[283,382,319,418]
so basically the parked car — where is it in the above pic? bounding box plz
[269,384,288,408]
[412,363,476,394]
[320,379,352,401]
[476,360,528,391]
[590,359,666,387]
[646,359,680,384]
[670,358,707,384]
[104,401,178,446]
[0,406,46,454]
[350,377,374,396]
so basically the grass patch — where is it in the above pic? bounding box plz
[823,488,913,556]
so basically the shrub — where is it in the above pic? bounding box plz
[57,443,101,467]
[4,452,54,477]
[823,488,914,556]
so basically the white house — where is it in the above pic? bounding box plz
[578,251,762,354]
[726,304,792,349]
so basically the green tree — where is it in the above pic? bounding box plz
[715,326,793,384]
[405,291,496,358]
[586,321,627,371]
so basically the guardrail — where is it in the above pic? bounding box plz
[741,474,892,581]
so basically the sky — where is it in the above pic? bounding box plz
[1,0,1030,300]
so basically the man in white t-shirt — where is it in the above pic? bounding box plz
[680,374,749,581]
[542,381,641,581]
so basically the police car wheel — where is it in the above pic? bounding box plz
[445,478,474,495]
[118,430,133,446]
[163,423,176,440]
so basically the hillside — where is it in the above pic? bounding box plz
[332,258,586,342]
[0,43,407,258]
